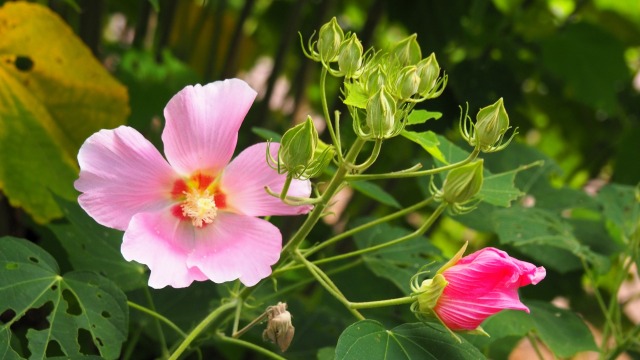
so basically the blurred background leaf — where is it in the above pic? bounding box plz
[0,2,129,223]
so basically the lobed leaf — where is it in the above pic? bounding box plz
[0,237,128,359]
[335,320,486,359]
[47,197,147,292]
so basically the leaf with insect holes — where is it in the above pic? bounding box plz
[0,237,128,359]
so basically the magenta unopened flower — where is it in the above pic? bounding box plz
[412,243,546,332]
[75,79,312,288]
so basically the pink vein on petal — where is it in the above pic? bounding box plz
[220,142,313,216]
[75,126,177,230]
[162,79,257,175]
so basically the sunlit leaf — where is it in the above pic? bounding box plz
[343,82,368,109]
[406,109,442,125]
[0,2,129,222]
[0,237,128,359]
[48,197,147,292]
[335,320,486,359]
[353,219,441,293]
[401,130,446,163]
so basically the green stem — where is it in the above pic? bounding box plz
[232,311,269,338]
[128,301,187,338]
[237,138,365,302]
[268,258,363,293]
[604,325,640,360]
[294,250,365,320]
[279,175,293,200]
[168,300,238,360]
[301,196,434,259]
[122,324,143,360]
[527,333,547,360]
[308,203,447,266]
[349,295,415,309]
[144,287,169,358]
[346,147,480,181]
[217,334,287,360]
[347,139,382,171]
[320,67,343,162]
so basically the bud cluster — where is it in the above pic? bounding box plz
[304,18,447,141]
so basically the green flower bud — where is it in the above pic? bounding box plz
[391,34,422,66]
[442,160,484,204]
[338,33,364,78]
[473,98,510,150]
[279,116,318,178]
[417,53,440,96]
[366,65,386,93]
[366,86,398,139]
[317,17,344,63]
[394,66,420,100]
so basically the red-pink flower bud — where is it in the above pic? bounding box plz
[415,245,546,331]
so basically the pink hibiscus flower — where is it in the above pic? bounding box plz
[75,79,312,289]
[434,247,546,330]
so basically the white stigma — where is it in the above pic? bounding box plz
[181,190,217,227]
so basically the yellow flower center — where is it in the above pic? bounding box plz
[181,189,217,227]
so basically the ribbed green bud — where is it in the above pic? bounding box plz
[394,66,420,100]
[473,98,509,149]
[391,34,422,66]
[338,33,363,78]
[279,116,318,178]
[366,86,397,139]
[442,160,484,204]
[417,53,440,96]
[317,17,344,63]
[366,65,386,94]
[415,274,448,316]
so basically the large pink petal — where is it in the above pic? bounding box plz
[122,210,208,289]
[435,292,529,330]
[220,142,312,216]
[162,79,257,175]
[75,126,177,230]
[186,213,282,286]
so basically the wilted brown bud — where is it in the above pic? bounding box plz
[262,302,295,352]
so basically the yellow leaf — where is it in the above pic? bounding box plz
[0,2,130,222]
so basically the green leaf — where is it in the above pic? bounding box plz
[48,197,147,292]
[528,301,598,357]
[343,82,368,109]
[541,23,628,114]
[317,346,335,360]
[401,130,447,163]
[335,320,486,359]
[480,161,542,207]
[406,109,442,125]
[348,181,401,209]
[0,237,128,359]
[0,2,129,223]
[492,207,610,273]
[353,219,441,293]
[597,184,639,239]
[252,127,282,142]
[148,0,160,12]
